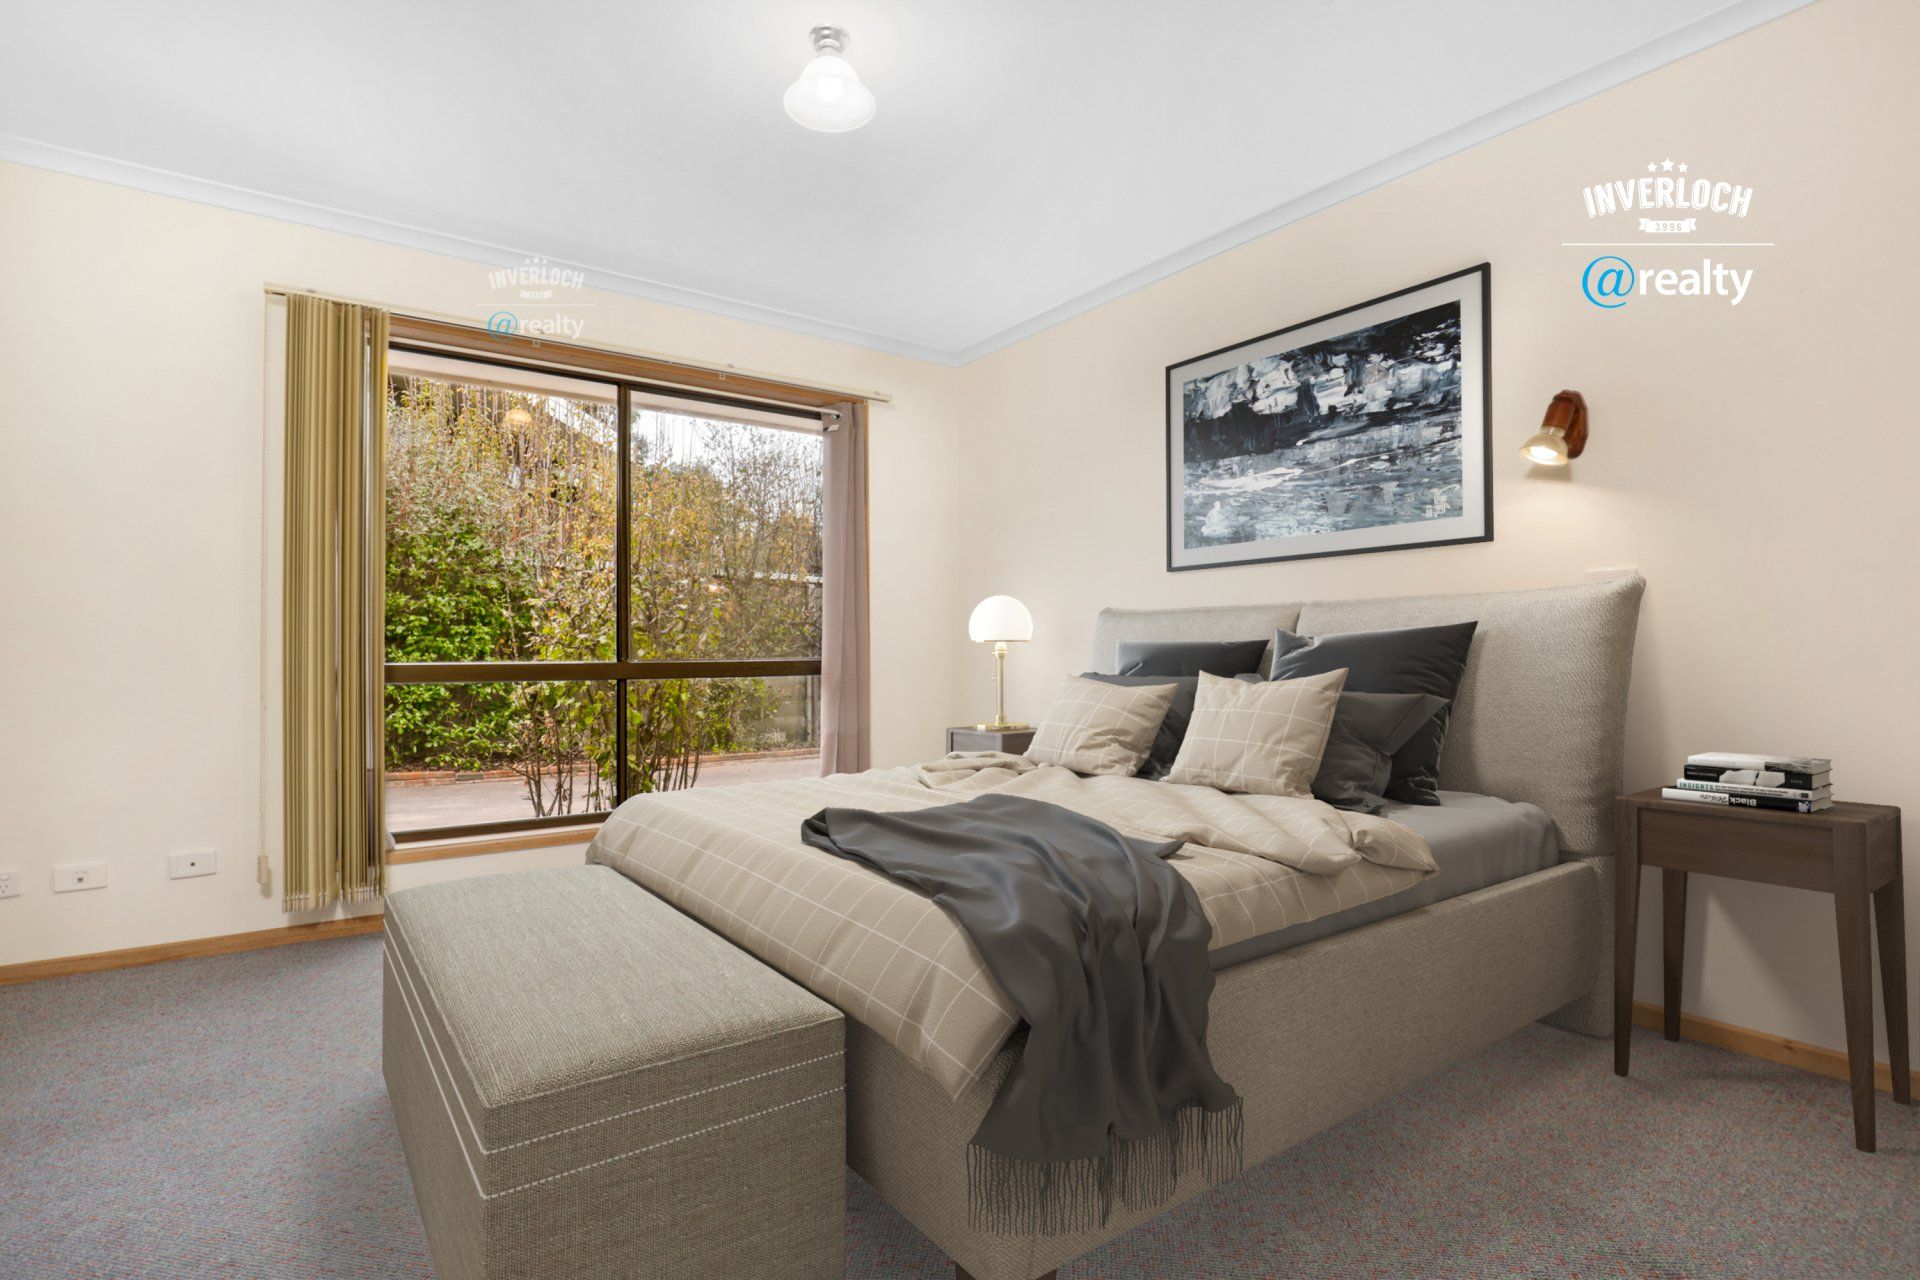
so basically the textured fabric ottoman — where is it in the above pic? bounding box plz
[382,866,845,1280]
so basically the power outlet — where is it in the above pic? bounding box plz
[53,861,109,893]
[169,848,217,880]
[0,868,21,900]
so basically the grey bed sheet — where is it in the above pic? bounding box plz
[1208,790,1560,969]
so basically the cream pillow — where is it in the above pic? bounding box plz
[1025,675,1179,776]
[1165,669,1348,796]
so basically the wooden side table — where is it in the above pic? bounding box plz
[1613,788,1909,1151]
[946,725,1035,756]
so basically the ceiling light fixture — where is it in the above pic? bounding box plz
[783,25,876,133]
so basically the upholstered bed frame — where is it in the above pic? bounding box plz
[847,576,1645,1280]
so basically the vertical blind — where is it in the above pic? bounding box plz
[283,294,388,909]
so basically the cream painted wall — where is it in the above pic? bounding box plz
[0,161,966,966]
[954,0,1919,1062]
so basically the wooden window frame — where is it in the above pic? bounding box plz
[385,325,837,843]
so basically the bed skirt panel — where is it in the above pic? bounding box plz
[847,859,1602,1280]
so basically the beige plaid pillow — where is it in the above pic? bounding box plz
[1026,675,1179,776]
[1165,669,1348,796]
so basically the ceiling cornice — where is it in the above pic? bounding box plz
[0,0,1813,368]
[948,0,1817,363]
[0,132,957,366]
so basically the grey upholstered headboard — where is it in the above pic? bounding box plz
[1087,602,1304,675]
[1087,577,1645,858]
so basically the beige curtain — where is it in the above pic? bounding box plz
[283,294,389,910]
[819,400,871,774]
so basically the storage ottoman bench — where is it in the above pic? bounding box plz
[382,866,846,1280]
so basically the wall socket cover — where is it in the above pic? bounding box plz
[169,849,217,880]
[0,868,21,900]
[53,861,109,893]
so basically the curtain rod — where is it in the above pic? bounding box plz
[261,283,893,405]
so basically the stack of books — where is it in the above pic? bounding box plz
[1662,752,1833,813]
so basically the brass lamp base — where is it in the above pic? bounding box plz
[977,641,1029,732]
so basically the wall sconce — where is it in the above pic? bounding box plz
[1518,390,1588,466]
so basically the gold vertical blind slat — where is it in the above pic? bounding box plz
[283,294,388,912]
[360,313,389,899]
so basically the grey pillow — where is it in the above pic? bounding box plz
[1114,638,1268,678]
[1234,677,1450,810]
[1079,673,1196,779]
[1267,621,1477,805]
[1315,692,1453,811]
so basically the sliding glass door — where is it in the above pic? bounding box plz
[383,346,824,840]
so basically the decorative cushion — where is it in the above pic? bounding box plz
[1026,675,1179,776]
[1267,622,1477,805]
[1233,675,1451,810]
[1078,673,1196,779]
[1315,692,1452,811]
[1165,670,1347,797]
[1114,638,1270,678]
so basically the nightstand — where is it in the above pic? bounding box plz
[1613,788,1909,1151]
[946,725,1035,756]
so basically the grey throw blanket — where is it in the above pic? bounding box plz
[799,793,1242,1234]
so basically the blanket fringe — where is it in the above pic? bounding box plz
[967,1099,1244,1236]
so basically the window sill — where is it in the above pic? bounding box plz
[388,823,603,865]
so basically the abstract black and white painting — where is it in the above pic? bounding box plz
[1165,265,1490,570]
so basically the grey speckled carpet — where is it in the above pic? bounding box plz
[1,934,1914,1279]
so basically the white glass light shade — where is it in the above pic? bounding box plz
[968,595,1033,643]
[783,49,876,133]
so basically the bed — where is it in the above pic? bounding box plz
[588,576,1644,1280]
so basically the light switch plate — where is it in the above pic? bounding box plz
[0,868,21,899]
[53,861,109,893]
[169,848,217,880]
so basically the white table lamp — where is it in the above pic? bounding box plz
[967,595,1033,730]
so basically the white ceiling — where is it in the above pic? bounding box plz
[2,0,1808,363]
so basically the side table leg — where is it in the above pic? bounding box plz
[1834,880,1877,1152]
[1615,799,1642,1077]
[1662,869,1688,1041]
[1873,871,1910,1106]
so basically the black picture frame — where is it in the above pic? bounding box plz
[1164,263,1492,572]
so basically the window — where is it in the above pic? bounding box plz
[383,346,825,840]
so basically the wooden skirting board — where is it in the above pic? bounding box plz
[1632,1000,1920,1098]
[0,916,385,988]
[5,923,1913,1103]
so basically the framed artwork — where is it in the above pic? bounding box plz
[1165,264,1491,571]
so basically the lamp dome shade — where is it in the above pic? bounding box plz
[968,596,1033,643]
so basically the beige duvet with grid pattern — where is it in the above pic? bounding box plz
[587,755,1436,1100]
